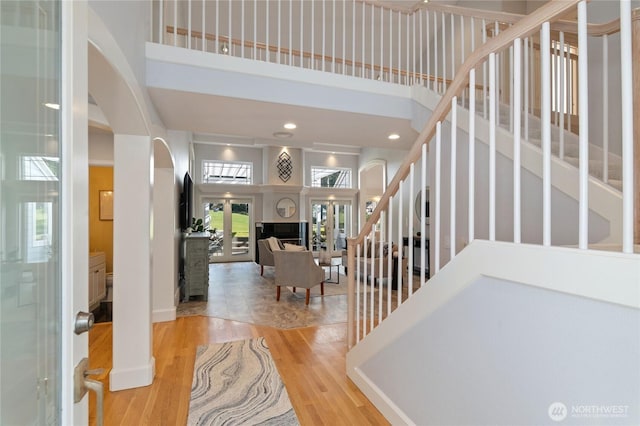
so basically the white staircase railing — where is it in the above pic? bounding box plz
[346,0,636,348]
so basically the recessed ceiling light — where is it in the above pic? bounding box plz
[44,103,60,110]
[273,131,293,139]
[388,133,400,140]
[284,122,297,130]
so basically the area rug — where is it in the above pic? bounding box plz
[285,274,349,298]
[188,337,299,426]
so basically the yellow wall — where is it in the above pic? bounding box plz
[89,166,114,272]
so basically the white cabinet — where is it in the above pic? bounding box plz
[89,252,106,311]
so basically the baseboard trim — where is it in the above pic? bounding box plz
[109,357,155,391]
[152,307,176,323]
[347,366,414,425]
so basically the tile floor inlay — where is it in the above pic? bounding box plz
[177,260,423,330]
[177,262,349,329]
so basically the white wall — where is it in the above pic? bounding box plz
[431,110,612,268]
[89,0,163,127]
[348,241,640,425]
[88,127,114,164]
[360,274,640,425]
[152,167,176,322]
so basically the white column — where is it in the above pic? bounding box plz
[110,134,155,391]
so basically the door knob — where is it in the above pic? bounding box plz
[74,311,94,335]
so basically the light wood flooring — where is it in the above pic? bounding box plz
[88,267,390,425]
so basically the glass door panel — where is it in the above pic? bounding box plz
[206,202,225,258]
[1,0,62,422]
[230,202,250,258]
[205,200,252,262]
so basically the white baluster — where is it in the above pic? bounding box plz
[602,34,609,183]
[420,144,427,288]
[253,0,256,59]
[560,32,566,159]
[263,0,266,60]
[173,0,177,47]
[450,96,457,260]
[434,122,441,273]
[277,0,281,63]
[288,0,292,65]
[426,10,430,90]
[577,2,590,250]
[509,44,513,133]
[202,0,205,51]
[300,0,304,67]
[489,52,497,241]
[620,0,633,254]
[442,12,446,91]
[513,38,522,244]
[398,10,401,83]
[450,13,454,92]
[342,0,345,74]
[461,15,465,105]
[323,0,326,72]
[362,1,365,77]
[159,0,164,44]
[406,13,410,85]
[524,36,529,141]
[371,3,374,79]
[370,227,375,331]
[378,214,383,323]
[388,195,393,316]
[362,231,368,336]
[541,22,552,247]
[397,180,403,305]
[356,243,360,342]
[482,19,487,118]
[389,8,393,82]
[380,6,384,80]
[469,69,476,243]
[419,9,422,85]
[240,0,244,58]
[434,11,438,92]
[228,0,232,54]
[408,163,414,297]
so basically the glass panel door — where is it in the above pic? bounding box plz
[205,199,252,262]
[1,0,62,423]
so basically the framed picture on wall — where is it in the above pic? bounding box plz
[99,190,113,221]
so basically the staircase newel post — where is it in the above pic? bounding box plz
[633,8,640,245]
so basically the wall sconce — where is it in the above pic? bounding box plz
[220,42,229,54]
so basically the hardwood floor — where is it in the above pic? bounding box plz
[89,316,389,425]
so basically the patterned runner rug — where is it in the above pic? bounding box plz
[188,338,299,426]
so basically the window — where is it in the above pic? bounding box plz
[21,156,59,181]
[311,167,351,188]
[202,161,252,184]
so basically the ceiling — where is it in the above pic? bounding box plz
[147,87,420,152]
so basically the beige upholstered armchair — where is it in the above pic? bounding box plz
[257,237,284,276]
[273,250,324,305]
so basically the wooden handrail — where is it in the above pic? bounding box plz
[411,2,621,37]
[349,0,583,247]
[165,25,460,86]
[165,26,497,91]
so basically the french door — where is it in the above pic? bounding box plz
[311,200,352,257]
[204,199,253,262]
[1,0,87,423]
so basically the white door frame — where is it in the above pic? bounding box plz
[203,197,254,262]
[61,0,90,423]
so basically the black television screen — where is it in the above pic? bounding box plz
[180,172,193,230]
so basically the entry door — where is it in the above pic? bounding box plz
[205,199,252,262]
[311,201,352,257]
[0,1,87,423]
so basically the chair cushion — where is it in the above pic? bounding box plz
[267,237,282,251]
[284,243,305,251]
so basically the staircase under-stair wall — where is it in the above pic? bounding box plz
[347,240,640,425]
